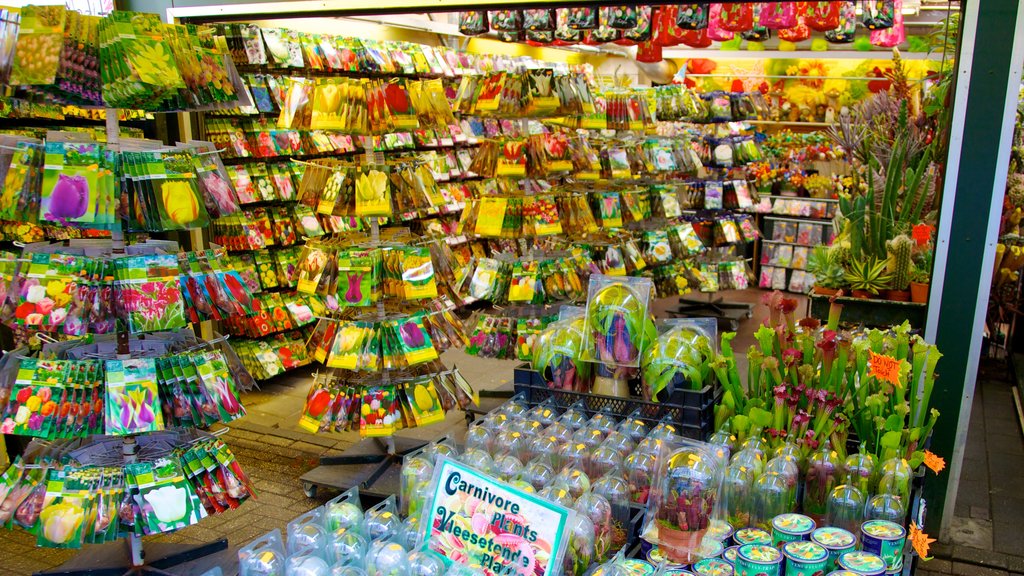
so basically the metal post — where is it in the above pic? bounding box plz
[923,0,1024,539]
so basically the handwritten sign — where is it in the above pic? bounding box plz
[909,522,935,559]
[912,223,935,247]
[420,457,572,576]
[923,450,946,474]
[869,352,902,386]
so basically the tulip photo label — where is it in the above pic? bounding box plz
[420,457,573,576]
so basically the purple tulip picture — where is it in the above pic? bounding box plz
[45,174,90,224]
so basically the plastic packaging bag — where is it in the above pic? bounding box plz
[803,1,842,31]
[826,2,858,43]
[675,4,710,30]
[458,12,488,35]
[862,0,896,30]
[718,3,754,32]
[758,2,797,29]
[870,0,905,47]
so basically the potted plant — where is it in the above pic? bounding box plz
[807,246,845,296]
[885,234,914,301]
[643,446,722,564]
[909,265,930,303]
[843,258,892,298]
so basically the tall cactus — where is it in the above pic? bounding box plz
[887,234,914,291]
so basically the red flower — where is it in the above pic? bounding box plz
[14,302,36,319]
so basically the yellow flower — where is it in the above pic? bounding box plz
[46,280,67,300]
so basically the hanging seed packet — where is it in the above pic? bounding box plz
[826,2,858,42]
[395,314,439,366]
[718,3,753,31]
[567,7,599,30]
[489,10,522,32]
[759,1,798,29]
[115,254,187,333]
[675,4,710,30]
[9,5,66,86]
[622,6,653,42]
[870,0,905,47]
[192,350,246,423]
[742,3,773,41]
[405,377,445,427]
[524,9,557,31]
[40,141,102,227]
[360,386,400,437]
[126,459,204,535]
[803,1,842,31]
[104,358,164,436]
[555,9,584,42]
[399,247,437,301]
[605,5,638,29]
[862,0,895,29]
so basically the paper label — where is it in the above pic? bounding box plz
[420,457,572,576]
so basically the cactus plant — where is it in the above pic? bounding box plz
[886,234,914,291]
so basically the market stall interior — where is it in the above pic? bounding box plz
[0,0,1022,575]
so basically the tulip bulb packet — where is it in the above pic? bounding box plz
[104,358,165,436]
[125,458,205,535]
[192,350,246,424]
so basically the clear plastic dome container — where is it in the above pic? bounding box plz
[459,448,495,475]
[331,567,368,576]
[752,472,795,531]
[878,458,912,503]
[501,398,529,418]
[407,551,445,576]
[565,514,596,576]
[573,427,607,451]
[648,422,679,442]
[544,421,572,444]
[708,428,737,454]
[737,435,767,457]
[591,474,631,554]
[641,324,713,401]
[493,454,524,481]
[626,450,658,505]
[559,441,591,472]
[802,442,842,525]
[561,405,590,430]
[730,448,766,478]
[286,554,330,576]
[843,451,879,496]
[538,484,577,508]
[865,493,906,524]
[364,508,400,543]
[643,445,724,564]
[618,415,650,441]
[400,456,434,518]
[771,440,805,473]
[575,492,614,562]
[464,423,493,455]
[526,403,559,427]
[722,462,756,530]
[495,429,530,462]
[765,454,801,487]
[826,484,865,536]
[588,408,618,436]
[517,459,555,491]
[600,431,636,457]
[364,541,409,576]
[528,435,562,468]
[328,529,368,568]
[555,467,592,500]
[587,445,624,481]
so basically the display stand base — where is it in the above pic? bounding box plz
[34,539,228,576]
[671,295,754,331]
[301,436,430,500]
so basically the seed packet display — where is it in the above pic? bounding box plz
[796,222,821,246]
[760,265,775,288]
[360,386,401,437]
[39,141,102,228]
[404,377,445,427]
[774,245,794,268]
[104,358,164,436]
[789,270,809,293]
[704,180,724,209]
[773,221,797,243]
[761,243,776,266]
[193,350,246,423]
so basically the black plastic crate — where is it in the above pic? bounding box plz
[513,364,721,440]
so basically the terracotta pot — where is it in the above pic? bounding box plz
[851,289,873,299]
[658,524,707,564]
[887,289,910,302]
[813,286,838,296]
[910,281,930,303]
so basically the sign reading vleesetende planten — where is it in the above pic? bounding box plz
[419,457,574,576]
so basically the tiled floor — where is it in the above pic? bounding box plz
[2,289,1022,575]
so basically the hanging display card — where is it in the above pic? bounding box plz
[420,457,573,576]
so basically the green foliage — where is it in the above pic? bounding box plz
[807,245,846,289]
[886,234,914,290]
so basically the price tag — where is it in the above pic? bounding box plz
[923,450,946,474]
[909,522,935,559]
[912,223,935,246]
[869,351,902,386]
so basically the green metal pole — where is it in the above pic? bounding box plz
[924,0,1024,538]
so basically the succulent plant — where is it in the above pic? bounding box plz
[843,258,893,295]
[807,246,846,289]
[886,234,914,291]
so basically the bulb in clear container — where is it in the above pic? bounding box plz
[587,445,623,481]
[559,441,590,472]
[591,473,631,554]
[625,450,657,505]
[459,448,495,475]
[538,484,576,507]
[495,430,529,462]
[564,513,596,576]
[288,524,328,557]
[400,456,434,519]
[408,551,446,576]
[730,448,766,478]
[561,407,589,430]
[464,424,493,455]
[517,459,555,491]
[618,416,650,441]
[364,509,400,543]
[286,554,330,576]
[364,541,409,576]
[601,431,635,457]
[826,484,865,535]
[328,529,368,568]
